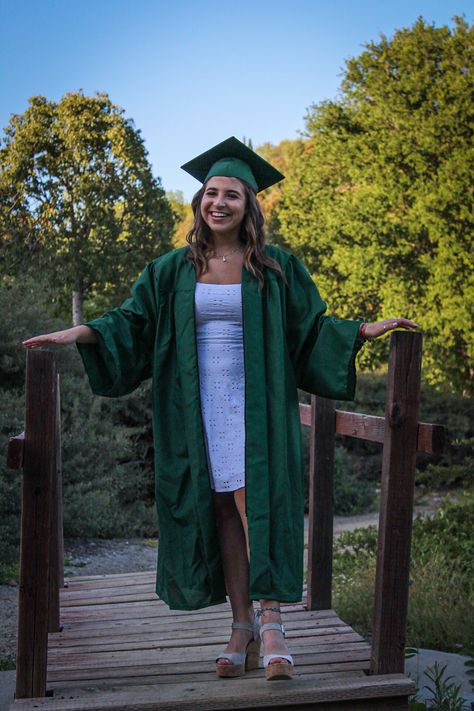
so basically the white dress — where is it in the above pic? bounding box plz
[195,283,245,492]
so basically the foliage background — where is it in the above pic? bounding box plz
[0,19,472,658]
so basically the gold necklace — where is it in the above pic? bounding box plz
[212,246,242,263]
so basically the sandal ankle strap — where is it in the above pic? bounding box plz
[231,621,254,632]
[260,621,286,637]
[256,607,281,617]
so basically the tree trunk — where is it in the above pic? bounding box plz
[72,288,84,326]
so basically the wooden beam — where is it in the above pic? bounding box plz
[307,396,335,611]
[49,374,63,632]
[300,405,445,454]
[6,432,25,469]
[16,349,58,699]
[371,332,422,675]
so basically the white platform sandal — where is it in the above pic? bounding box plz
[215,614,261,678]
[258,607,294,681]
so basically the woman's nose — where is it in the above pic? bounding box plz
[215,193,226,206]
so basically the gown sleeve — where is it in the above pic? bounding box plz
[76,262,158,397]
[285,255,363,400]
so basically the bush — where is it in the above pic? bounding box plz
[332,492,474,652]
[337,372,473,489]
[333,447,376,515]
[0,279,157,578]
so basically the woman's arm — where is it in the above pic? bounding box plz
[22,325,98,349]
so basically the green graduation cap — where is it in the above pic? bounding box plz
[180,136,285,193]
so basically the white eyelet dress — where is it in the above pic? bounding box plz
[195,283,245,492]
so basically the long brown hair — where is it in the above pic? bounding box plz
[186,179,284,287]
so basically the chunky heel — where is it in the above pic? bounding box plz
[258,609,294,681]
[245,636,261,671]
[216,613,260,678]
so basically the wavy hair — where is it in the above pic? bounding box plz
[186,179,284,287]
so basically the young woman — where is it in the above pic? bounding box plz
[23,137,418,681]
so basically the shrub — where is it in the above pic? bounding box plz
[332,492,474,652]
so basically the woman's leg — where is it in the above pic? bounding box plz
[213,490,254,662]
[233,489,292,666]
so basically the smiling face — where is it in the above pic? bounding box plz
[200,176,247,243]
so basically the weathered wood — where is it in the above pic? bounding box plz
[56,376,64,588]
[334,411,445,454]
[49,375,63,633]
[6,432,25,469]
[53,612,345,641]
[45,659,373,684]
[335,411,385,443]
[16,350,58,699]
[307,395,335,610]
[48,634,365,660]
[301,405,445,454]
[416,421,446,455]
[46,669,368,691]
[371,332,423,675]
[10,674,414,711]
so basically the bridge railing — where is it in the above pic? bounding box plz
[300,331,445,675]
[6,331,444,697]
[7,350,63,699]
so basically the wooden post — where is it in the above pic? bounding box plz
[307,395,335,610]
[16,350,58,699]
[49,374,63,632]
[371,332,422,675]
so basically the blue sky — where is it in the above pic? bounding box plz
[1,0,468,200]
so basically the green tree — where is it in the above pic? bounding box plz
[0,92,174,323]
[278,17,473,394]
[257,138,304,246]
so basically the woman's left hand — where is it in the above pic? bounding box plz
[363,318,420,340]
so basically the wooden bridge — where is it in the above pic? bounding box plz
[6,332,445,710]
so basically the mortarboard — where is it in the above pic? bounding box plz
[180,136,285,193]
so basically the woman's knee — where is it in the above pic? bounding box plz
[213,492,239,524]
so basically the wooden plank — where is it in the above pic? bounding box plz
[371,332,422,676]
[55,609,342,635]
[335,410,445,454]
[11,674,414,711]
[6,431,25,469]
[335,411,385,443]
[417,421,446,455]
[302,402,444,455]
[48,638,369,665]
[61,576,155,605]
[58,604,337,625]
[16,350,58,699]
[64,571,156,585]
[46,641,371,671]
[60,591,161,606]
[46,669,367,691]
[49,627,361,651]
[46,658,372,684]
[307,395,335,610]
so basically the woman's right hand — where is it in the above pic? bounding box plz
[22,325,98,349]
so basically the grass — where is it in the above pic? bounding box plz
[0,563,19,586]
[0,657,15,671]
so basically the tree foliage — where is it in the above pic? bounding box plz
[0,92,174,323]
[278,17,473,393]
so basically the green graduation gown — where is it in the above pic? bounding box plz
[77,245,362,610]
